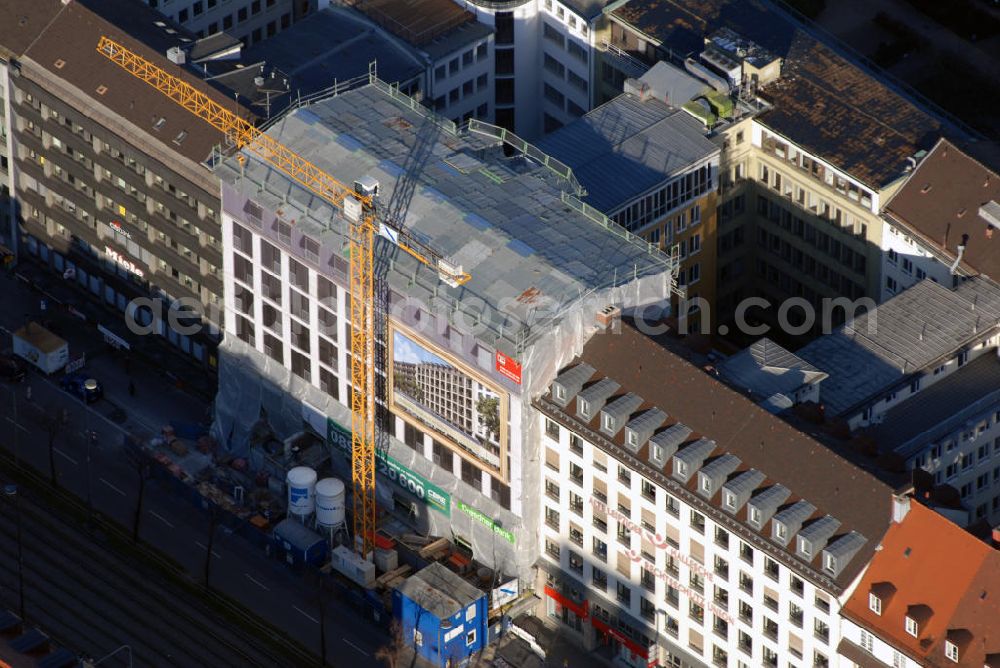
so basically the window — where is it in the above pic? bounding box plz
[592,567,607,590]
[593,536,607,561]
[905,616,918,637]
[945,640,959,662]
[466,629,476,646]
[690,510,705,533]
[546,418,560,439]
[740,542,753,564]
[764,557,779,580]
[616,582,630,606]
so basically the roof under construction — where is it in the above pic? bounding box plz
[216,80,675,353]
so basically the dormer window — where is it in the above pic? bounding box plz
[651,443,663,461]
[775,522,787,540]
[905,616,918,637]
[724,492,736,509]
[944,640,958,662]
[627,431,638,447]
[749,506,761,526]
[869,593,882,615]
[700,476,712,493]
[675,460,688,476]
[579,399,591,418]
[603,414,615,431]
[554,385,566,401]
[823,552,836,574]
[798,538,811,558]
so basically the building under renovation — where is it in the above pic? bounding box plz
[214,75,678,582]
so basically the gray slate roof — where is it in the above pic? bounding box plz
[718,337,826,402]
[638,61,709,107]
[216,83,673,349]
[397,561,483,619]
[535,92,719,213]
[871,352,1000,459]
[797,278,1000,416]
[243,7,425,98]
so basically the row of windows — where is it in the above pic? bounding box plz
[542,22,589,65]
[761,132,874,211]
[433,75,489,111]
[433,43,490,82]
[612,165,713,233]
[542,0,590,36]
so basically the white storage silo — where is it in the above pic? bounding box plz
[315,478,346,528]
[286,466,317,518]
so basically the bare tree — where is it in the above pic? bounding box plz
[40,407,69,488]
[124,439,149,543]
[203,505,220,588]
[375,621,407,668]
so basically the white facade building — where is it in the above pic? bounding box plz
[535,323,891,668]
[454,0,602,138]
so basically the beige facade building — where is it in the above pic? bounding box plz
[592,0,965,342]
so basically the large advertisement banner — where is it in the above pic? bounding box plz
[389,322,510,482]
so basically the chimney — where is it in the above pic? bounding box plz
[596,305,621,331]
[892,494,911,523]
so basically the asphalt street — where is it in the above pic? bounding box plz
[0,271,387,666]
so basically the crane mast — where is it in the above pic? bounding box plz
[96,36,468,558]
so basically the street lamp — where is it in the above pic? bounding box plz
[4,484,25,623]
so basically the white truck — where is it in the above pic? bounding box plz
[13,322,69,375]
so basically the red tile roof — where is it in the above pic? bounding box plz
[842,501,1000,666]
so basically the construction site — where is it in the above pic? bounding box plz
[88,30,680,666]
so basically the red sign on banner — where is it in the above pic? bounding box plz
[495,351,522,384]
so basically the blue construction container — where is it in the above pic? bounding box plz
[271,518,328,567]
[392,562,488,668]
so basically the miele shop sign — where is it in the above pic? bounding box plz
[590,496,714,581]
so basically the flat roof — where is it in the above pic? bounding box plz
[397,562,483,619]
[608,0,951,188]
[216,83,674,349]
[884,138,1000,281]
[540,321,893,590]
[872,353,1000,460]
[536,92,719,213]
[797,278,1000,417]
[242,7,425,97]
[1,0,254,166]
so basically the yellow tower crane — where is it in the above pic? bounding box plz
[95,36,470,558]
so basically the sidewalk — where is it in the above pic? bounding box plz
[7,261,217,403]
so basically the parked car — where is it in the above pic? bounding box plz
[0,355,26,383]
[60,372,103,403]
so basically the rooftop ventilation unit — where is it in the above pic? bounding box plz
[166,46,186,65]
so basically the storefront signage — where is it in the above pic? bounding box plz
[494,351,522,385]
[590,497,714,582]
[327,418,451,516]
[110,220,132,239]
[456,500,516,545]
[104,245,144,279]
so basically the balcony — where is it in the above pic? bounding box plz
[600,41,650,80]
